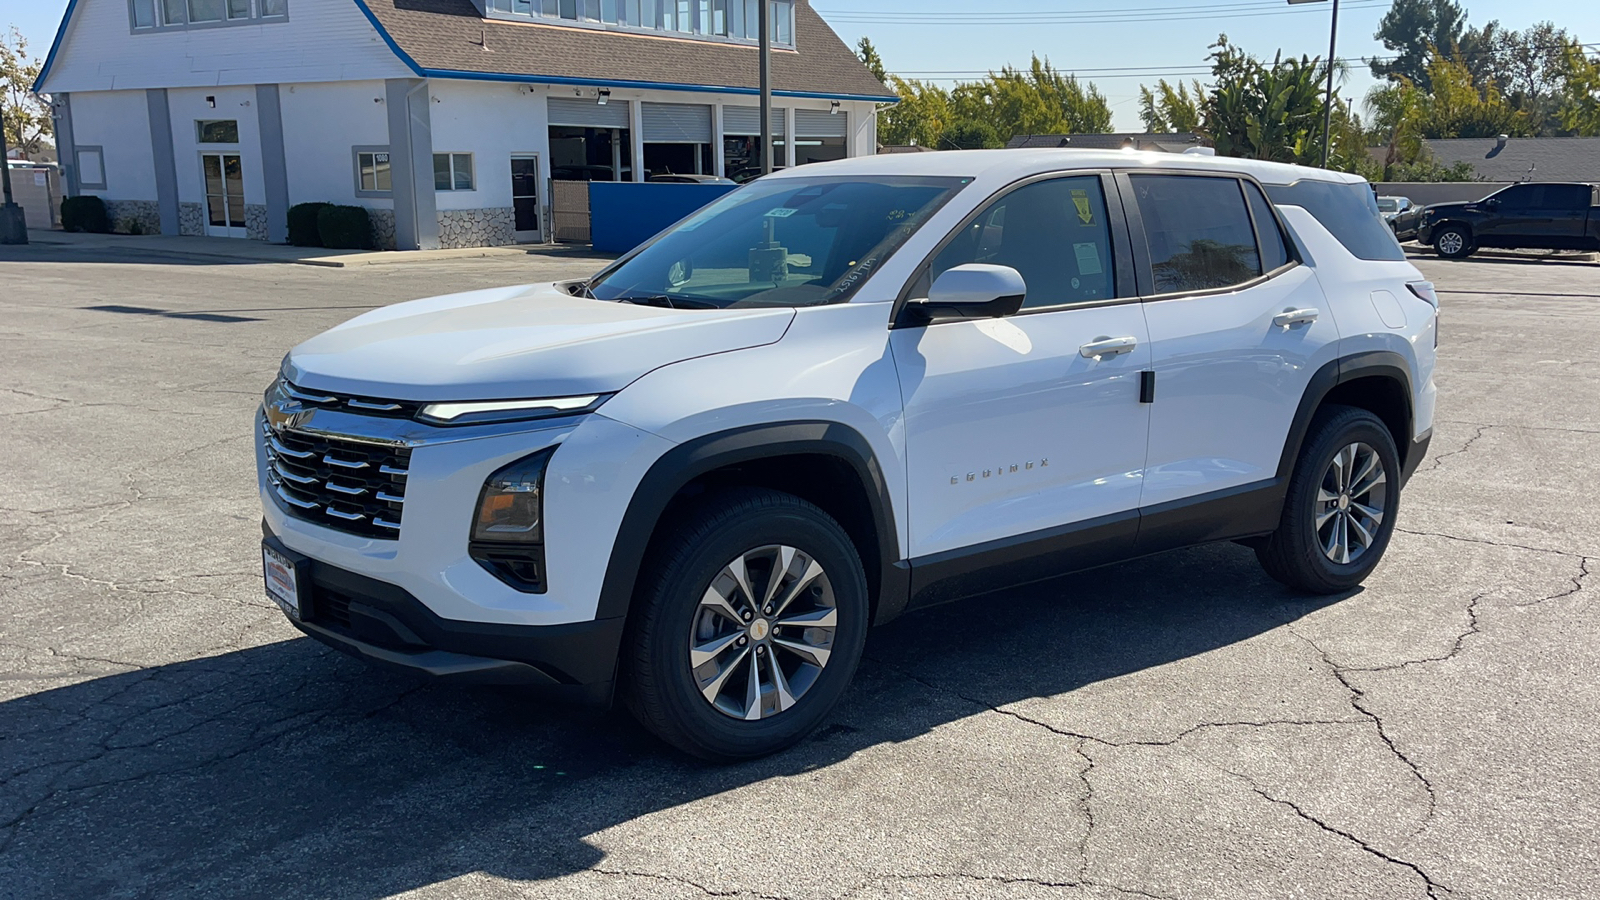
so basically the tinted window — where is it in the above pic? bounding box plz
[1513,184,1594,209]
[930,175,1118,308]
[1244,181,1291,272]
[1264,180,1406,261]
[588,175,969,308]
[1131,174,1261,294]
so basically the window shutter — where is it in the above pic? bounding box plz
[640,103,712,143]
[547,97,631,129]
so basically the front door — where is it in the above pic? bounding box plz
[511,155,543,243]
[891,174,1150,562]
[202,152,246,238]
[1123,173,1337,516]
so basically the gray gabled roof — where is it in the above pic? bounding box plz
[1422,137,1600,183]
[359,0,896,102]
[1005,133,1206,150]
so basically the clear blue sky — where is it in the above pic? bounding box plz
[9,0,1600,131]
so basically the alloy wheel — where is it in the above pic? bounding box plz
[688,545,838,720]
[1315,442,1388,565]
[1437,231,1464,255]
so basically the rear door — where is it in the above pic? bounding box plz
[1121,172,1337,545]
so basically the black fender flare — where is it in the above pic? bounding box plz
[1276,351,1416,484]
[595,420,910,626]
[1431,219,1474,243]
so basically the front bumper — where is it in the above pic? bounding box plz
[267,528,623,705]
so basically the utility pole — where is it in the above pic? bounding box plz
[0,96,30,245]
[758,0,773,175]
[1289,0,1340,169]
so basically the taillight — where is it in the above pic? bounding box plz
[1406,281,1438,306]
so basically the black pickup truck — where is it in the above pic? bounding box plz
[1411,182,1600,258]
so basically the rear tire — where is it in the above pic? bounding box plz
[624,488,869,761]
[1433,225,1475,259]
[1256,406,1402,594]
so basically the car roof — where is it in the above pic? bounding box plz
[763,148,1366,187]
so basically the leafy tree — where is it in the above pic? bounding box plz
[877,76,954,148]
[950,55,1113,137]
[1558,42,1600,136]
[1368,0,1472,90]
[1385,157,1479,181]
[855,36,887,84]
[941,119,1002,150]
[1421,52,1530,138]
[1138,79,1206,134]
[1205,36,1328,163]
[1,26,51,157]
[1466,21,1575,133]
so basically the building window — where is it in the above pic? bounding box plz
[485,0,790,46]
[133,0,285,30]
[434,153,475,191]
[76,146,108,191]
[197,120,240,143]
[354,148,392,196]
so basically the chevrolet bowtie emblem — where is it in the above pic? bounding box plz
[264,399,312,433]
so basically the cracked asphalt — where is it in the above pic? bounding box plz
[1,241,1597,899]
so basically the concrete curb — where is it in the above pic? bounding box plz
[1404,243,1598,264]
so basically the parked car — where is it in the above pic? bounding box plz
[259,150,1437,760]
[648,174,737,185]
[1376,195,1413,230]
[1416,182,1600,258]
[1389,201,1427,242]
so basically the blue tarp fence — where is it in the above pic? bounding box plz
[588,182,739,254]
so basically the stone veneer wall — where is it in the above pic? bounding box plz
[437,208,516,249]
[104,200,162,235]
[178,202,205,236]
[245,204,270,241]
[368,208,397,251]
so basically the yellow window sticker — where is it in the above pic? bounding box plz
[1071,189,1096,226]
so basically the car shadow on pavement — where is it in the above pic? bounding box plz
[0,541,1346,897]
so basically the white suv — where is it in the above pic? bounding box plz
[259,150,1438,759]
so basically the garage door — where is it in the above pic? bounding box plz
[794,108,848,139]
[548,96,630,129]
[641,103,713,143]
[722,105,787,137]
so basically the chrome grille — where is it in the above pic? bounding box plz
[262,417,410,539]
[280,382,424,420]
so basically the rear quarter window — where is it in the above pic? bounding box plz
[1264,180,1406,262]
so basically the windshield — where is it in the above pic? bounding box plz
[586,175,971,309]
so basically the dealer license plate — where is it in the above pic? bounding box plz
[262,542,302,620]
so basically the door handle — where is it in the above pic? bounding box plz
[1273,307,1320,328]
[1079,335,1138,359]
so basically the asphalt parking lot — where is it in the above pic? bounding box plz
[1,241,1596,899]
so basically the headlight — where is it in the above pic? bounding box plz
[473,449,553,543]
[470,449,554,593]
[419,395,606,426]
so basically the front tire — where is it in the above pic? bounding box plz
[624,488,869,760]
[1256,406,1402,594]
[1433,225,1475,259]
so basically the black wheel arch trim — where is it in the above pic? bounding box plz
[1276,351,1416,484]
[596,420,910,627]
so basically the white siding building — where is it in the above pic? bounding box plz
[34,0,892,249]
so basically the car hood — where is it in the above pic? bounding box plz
[284,283,795,401]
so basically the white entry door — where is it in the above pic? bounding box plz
[202,152,246,238]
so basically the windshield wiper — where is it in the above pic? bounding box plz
[614,294,720,309]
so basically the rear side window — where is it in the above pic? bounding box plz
[929,175,1118,308]
[1264,180,1405,261]
[1244,181,1291,272]
[1129,174,1262,294]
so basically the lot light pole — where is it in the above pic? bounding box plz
[1290,0,1339,169]
[0,97,30,245]
[759,0,773,175]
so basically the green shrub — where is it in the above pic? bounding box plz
[60,196,111,234]
[287,202,331,246]
[316,205,372,250]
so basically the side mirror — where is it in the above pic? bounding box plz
[901,264,1027,325]
[1484,197,1500,208]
